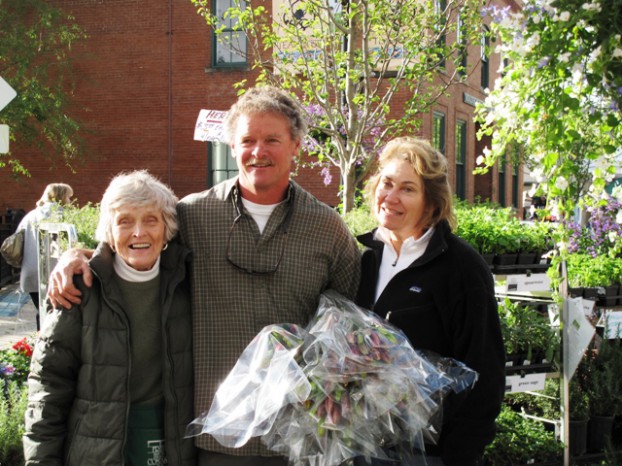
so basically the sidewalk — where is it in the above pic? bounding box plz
[0,282,38,349]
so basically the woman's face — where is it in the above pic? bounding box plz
[111,204,166,271]
[374,158,430,241]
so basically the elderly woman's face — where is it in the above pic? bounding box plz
[374,158,430,241]
[111,204,166,271]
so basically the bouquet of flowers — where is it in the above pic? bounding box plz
[187,291,478,466]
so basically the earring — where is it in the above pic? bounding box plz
[162,243,169,251]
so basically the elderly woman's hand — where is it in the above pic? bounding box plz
[47,248,94,309]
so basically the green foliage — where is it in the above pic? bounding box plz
[565,253,622,288]
[497,297,559,364]
[476,0,622,243]
[342,204,375,239]
[455,201,516,254]
[584,335,622,417]
[192,0,485,212]
[484,405,563,465]
[505,379,561,420]
[0,0,87,175]
[454,201,554,255]
[60,203,99,249]
[0,380,28,466]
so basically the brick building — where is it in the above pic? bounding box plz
[0,0,522,214]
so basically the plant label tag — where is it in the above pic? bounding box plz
[0,125,8,154]
[505,373,546,393]
[505,273,550,292]
[564,297,596,379]
[599,310,622,339]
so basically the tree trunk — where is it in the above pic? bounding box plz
[341,167,357,215]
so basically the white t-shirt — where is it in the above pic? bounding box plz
[241,198,280,234]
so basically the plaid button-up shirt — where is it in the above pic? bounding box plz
[177,178,361,457]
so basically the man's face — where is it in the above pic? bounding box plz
[231,111,300,204]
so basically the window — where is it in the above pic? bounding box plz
[212,0,247,68]
[498,154,506,206]
[455,120,467,199]
[457,11,467,78]
[208,142,238,187]
[480,26,490,90]
[433,112,446,154]
[434,0,447,68]
[511,145,520,208]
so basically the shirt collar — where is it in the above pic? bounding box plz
[373,225,436,254]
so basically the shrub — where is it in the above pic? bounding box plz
[343,204,376,238]
[60,202,99,249]
[0,380,28,466]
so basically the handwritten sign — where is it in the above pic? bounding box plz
[194,109,227,142]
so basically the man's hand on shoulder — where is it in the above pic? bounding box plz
[47,248,95,309]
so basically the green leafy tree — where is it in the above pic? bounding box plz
[0,0,86,175]
[193,0,486,212]
[476,0,622,228]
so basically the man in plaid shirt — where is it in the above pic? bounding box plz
[48,85,361,466]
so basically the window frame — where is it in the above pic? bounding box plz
[456,10,467,78]
[433,111,447,155]
[208,141,238,187]
[455,119,467,200]
[480,25,490,90]
[211,0,248,69]
[498,154,506,206]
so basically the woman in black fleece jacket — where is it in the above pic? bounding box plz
[355,137,505,466]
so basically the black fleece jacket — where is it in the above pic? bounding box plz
[357,220,505,466]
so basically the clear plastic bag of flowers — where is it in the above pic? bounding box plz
[186,290,478,465]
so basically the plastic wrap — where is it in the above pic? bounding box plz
[187,291,478,465]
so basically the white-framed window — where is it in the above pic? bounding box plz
[212,0,247,68]
[209,142,238,186]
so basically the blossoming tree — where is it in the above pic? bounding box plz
[476,0,622,232]
[193,0,486,212]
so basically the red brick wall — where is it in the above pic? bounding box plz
[0,0,521,215]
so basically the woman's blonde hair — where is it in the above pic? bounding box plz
[37,183,74,207]
[95,170,178,245]
[365,137,457,230]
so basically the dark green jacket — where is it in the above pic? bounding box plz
[24,242,196,466]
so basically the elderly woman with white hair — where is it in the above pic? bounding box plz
[24,170,196,466]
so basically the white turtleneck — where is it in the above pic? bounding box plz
[374,226,435,302]
[113,253,161,282]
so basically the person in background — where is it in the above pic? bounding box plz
[355,137,505,466]
[17,183,73,329]
[24,170,196,466]
[46,85,361,466]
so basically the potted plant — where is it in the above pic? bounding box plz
[498,298,558,368]
[566,253,622,305]
[483,405,563,465]
[584,334,622,453]
[568,377,590,457]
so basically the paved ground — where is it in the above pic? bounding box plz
[0,282,38,349]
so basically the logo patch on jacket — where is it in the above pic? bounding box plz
[409,285,422,293]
